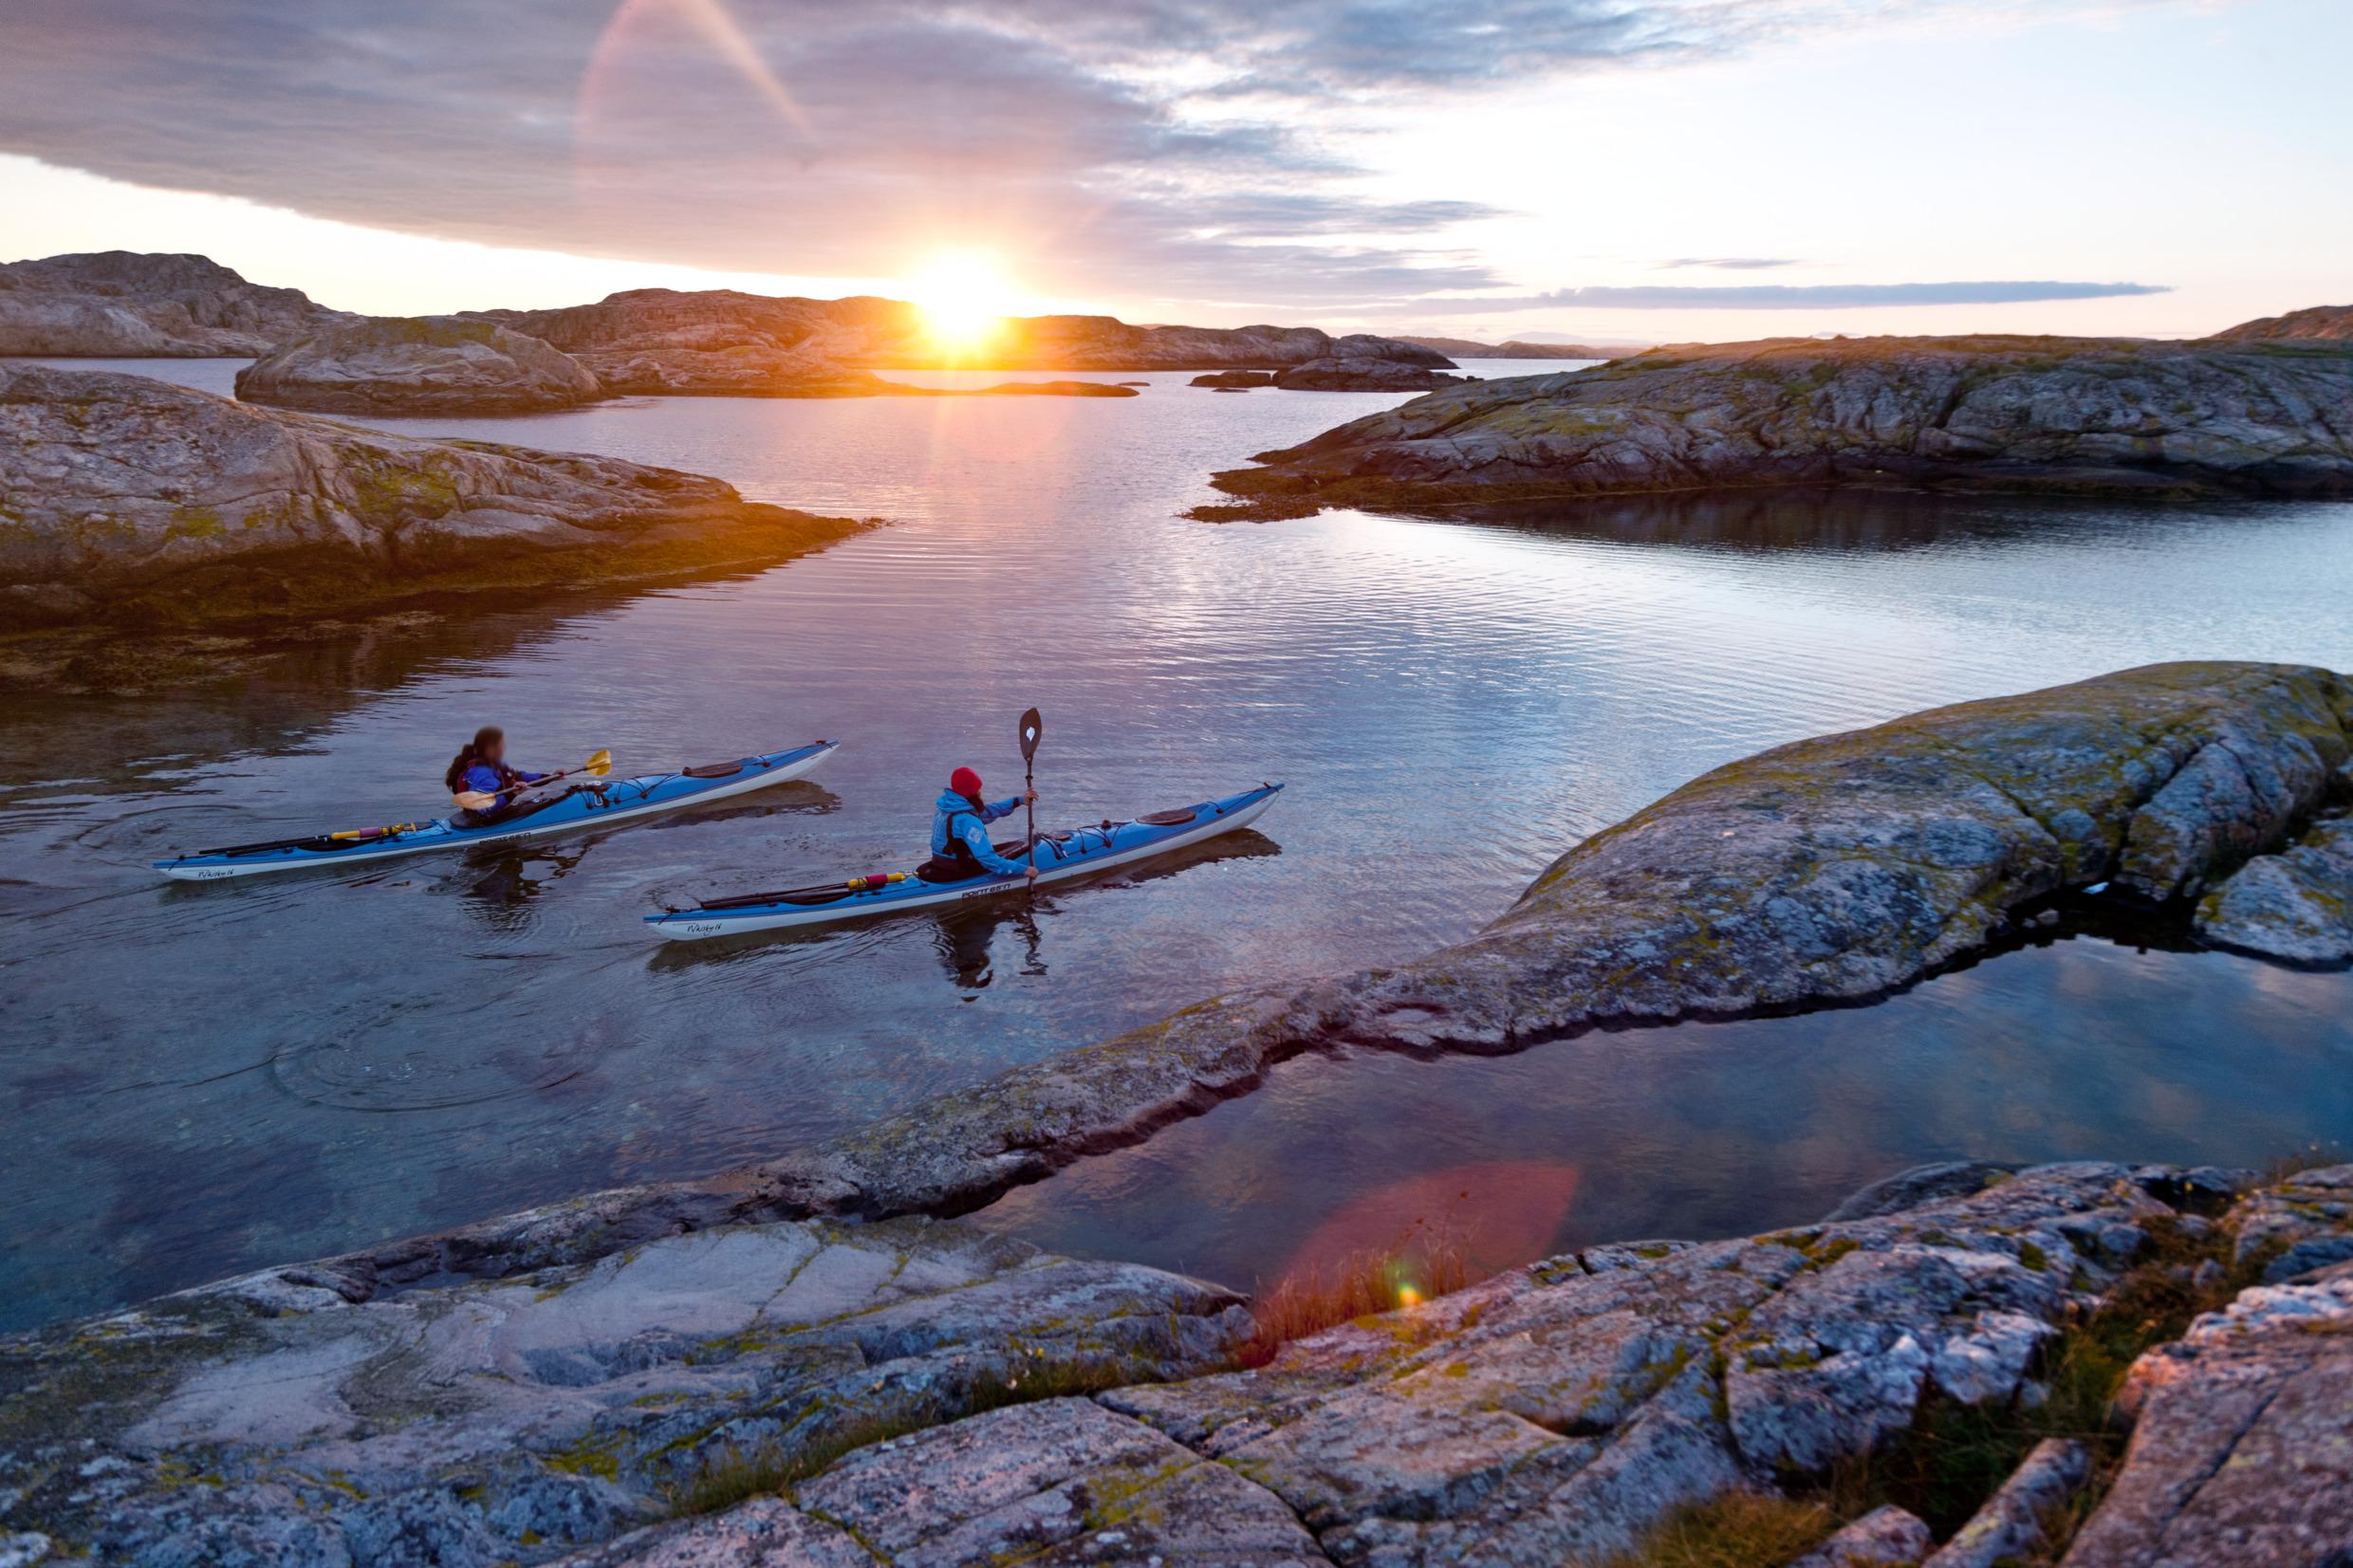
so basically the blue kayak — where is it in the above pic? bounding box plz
[646,782,1284,940]
[155,741,838,880]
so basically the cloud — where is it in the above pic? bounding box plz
[1421,280,2172,310]
[0,0,2174,311]
[1656,257,1802,269]
[1183,194,1510,239]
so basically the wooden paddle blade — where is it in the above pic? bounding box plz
[1018,709,1043,762]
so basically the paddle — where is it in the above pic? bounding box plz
[487,748,613,802]
[1018,708,1043,882]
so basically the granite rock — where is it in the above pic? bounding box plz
[9,1164,2346,1566]
[0,251,350,356]
[1824,1163,2023,1223]
[2066,1263,2353,1566]
[2194,814,2353,964]
[1923,1437,2088,1567]
[0,363,862,631]
[0,1218,1249,1567]
[1199,334,2353,519]
[490,289,1454,395]
[1399,336,1631,360]
[1791,1504,1933,1567]
[2224,1164,2353,1282]
[2206,304,2353,342]
[1101,1164,2148,1565]
[486,289,907,397]
[235,316,606,415]
[1270,355,1469,392]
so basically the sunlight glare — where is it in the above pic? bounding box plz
[908,252,1019,350]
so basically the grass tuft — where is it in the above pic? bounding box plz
[1603,1491,1837,1568]
[1242,1233,1473,1364]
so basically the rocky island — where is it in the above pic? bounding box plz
[885,317,1454,378]
[1269,352,1468,391]
[1195,333,2353,520]
[480,289,914,397]
[234,316,609,415]
[483,287,1452,396]
[2206,303,2353,341]
[0,250,351,357]
[6,662,2346,1566]
[0,249,1454,398]
[0,364,865,635]
[1400,334,1636,360]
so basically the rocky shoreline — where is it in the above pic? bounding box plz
[0,364,870,638]
[1194,334,2353,521]
[3,1159,2344,1565]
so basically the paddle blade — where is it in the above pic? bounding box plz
[1018,709,1043,763]
[580,749,614,778]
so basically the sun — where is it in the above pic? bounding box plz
[907,253,1018,353]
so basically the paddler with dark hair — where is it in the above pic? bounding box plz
[444,726,549,826]
[927,765,1039,882]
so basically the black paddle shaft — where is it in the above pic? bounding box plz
[1019,708,1043,871]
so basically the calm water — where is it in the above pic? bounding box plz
[974,929,2353,1289]
[4,357,2351,1328]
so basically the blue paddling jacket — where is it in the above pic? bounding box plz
[931,788,1028,876]
[454,761,547,803]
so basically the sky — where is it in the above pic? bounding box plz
[2,0,2346,341]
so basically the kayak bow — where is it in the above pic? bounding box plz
[646,781,1284,941]
[155,741,838,880]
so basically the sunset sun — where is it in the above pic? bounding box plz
[907,252,1018,350]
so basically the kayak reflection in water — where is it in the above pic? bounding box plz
[444,726,554,827]
[922,765,1040,883]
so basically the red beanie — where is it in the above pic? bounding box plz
[950,766,983,796]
